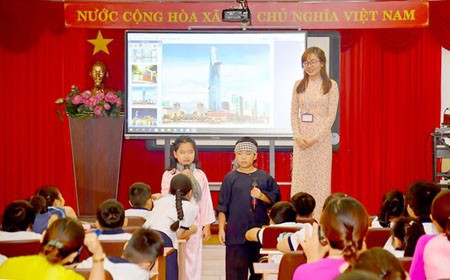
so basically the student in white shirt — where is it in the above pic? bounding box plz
[94,199,132,241]
[0,200,41,241]
[125,182,153,219]
[77,228,164,280]
[245,201,310,245]
[143,173,198,249]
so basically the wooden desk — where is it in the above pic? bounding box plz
[178,239,187,280]
[260,249,284,264]
[155,247,175,280]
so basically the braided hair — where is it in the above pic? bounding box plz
[320,196,369,267]
[169,173,193,231]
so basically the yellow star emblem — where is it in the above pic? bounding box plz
[87,31,113,55]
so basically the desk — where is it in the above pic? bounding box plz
[155,247,175,280]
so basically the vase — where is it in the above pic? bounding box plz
[69,116,124,215]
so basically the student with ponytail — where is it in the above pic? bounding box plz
[0,218,105,280]
[292,196,369,280]
[144,173,199,249]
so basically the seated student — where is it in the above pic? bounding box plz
[277,192,346,253]
[410,191,450,280]
[290,192,316,221]
[125,182,153,218]
[0,218,105,280]
[143,173,198,250]
[404,181,440,234]
[245,201,308,244]
[95,199,132,241]
[351,247,408,280]
[32,186,77,234]
[390,216,425,258]
[77,228,164,280]
[384,181,440,255]
[292,196,369,280]
[0,200,41,241]
[372,190,405,228]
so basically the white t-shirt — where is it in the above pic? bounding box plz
[98,233,132,241]
[143,194,198,249]
[284,223,314,251]
[125,208,151,219]
[77,256,154,280]
[0,231,41,241]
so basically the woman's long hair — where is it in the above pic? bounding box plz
[296,46,332,95]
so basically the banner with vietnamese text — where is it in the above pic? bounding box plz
[65,1,428,29]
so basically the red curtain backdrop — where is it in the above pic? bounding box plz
[0,1,447,216]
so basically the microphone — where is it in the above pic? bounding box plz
[251,178,258,211]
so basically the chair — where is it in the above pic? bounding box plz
[126,216,146,226]
[277,251,307,280]
[123,226,142,234]
[74,267,113,280]
[78,240,128,262]
[365,227,391,249]
[398,256,413,272]
[0,240,41,257]
[261,226,302,250]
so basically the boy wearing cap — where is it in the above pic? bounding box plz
[217,137,281,280]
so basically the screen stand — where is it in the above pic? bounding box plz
[269,139,275,177]
[164,138,171,170]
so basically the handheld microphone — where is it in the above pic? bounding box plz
[251,178,258,211]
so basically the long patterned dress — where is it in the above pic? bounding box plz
[290,79,339,219]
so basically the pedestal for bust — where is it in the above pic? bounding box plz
[69,116,124,215]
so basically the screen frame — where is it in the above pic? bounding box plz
[124,29,307,140]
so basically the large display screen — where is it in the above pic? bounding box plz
[125,31,306,138]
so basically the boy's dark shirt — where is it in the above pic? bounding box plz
[217,169,281,245]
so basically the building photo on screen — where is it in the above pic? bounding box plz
[125,31,306,138]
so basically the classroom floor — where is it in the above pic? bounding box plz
[201,244,226,280]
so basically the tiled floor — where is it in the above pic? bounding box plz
[201,244,226,280]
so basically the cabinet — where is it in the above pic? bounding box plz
[432,127,450,183]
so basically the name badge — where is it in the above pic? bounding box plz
[301,113,314,123]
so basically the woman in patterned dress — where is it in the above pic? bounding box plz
[290,46,339,219]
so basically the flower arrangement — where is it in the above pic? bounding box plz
[56,85,123,119]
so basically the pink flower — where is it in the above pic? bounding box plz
[116,99,122,106]
[86,96,99,108]
[71,94,83,105]
[81,90,92,99]
[105,91,118,103]
[94,106,103,116]
[103,103,111,110]
[96,91,105,101]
